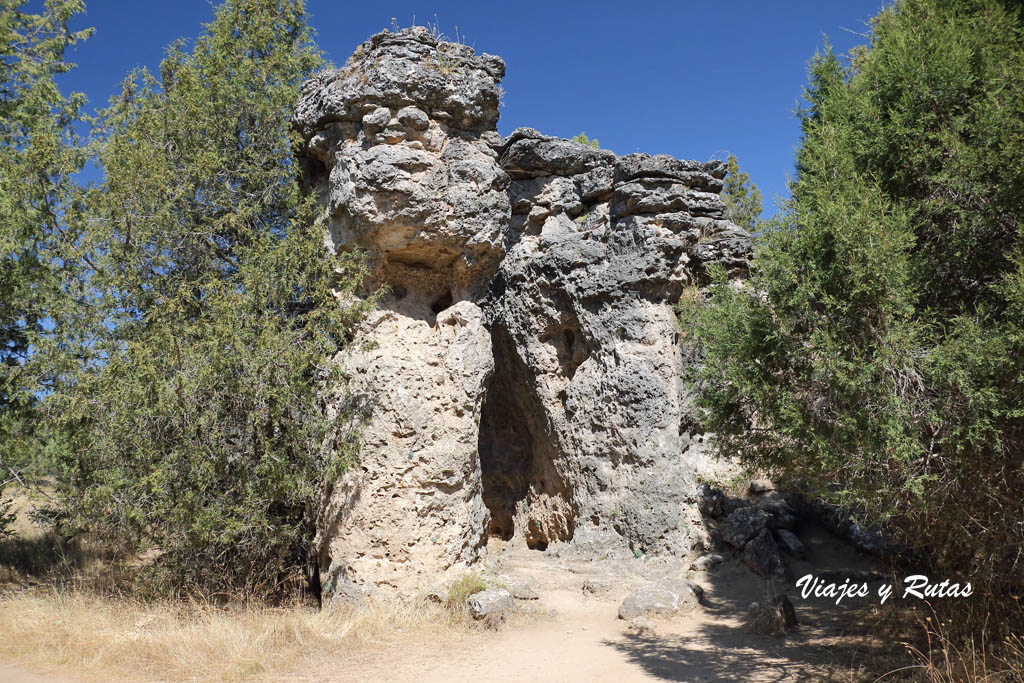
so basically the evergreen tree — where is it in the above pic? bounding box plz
[685,0,1024,629]
[720,154,763,230]
[0,0,91,533]
[36,0,371,596]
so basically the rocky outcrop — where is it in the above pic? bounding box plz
[296,27,753,599]
[298,28,508,597]
[295,27,510,309]
[479,129,751,557]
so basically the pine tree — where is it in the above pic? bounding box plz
[37,0,372,596]
[720,155,762,230]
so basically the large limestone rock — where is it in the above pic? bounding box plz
[316,303,493,597]
[297,28,509,597]
[296,28,753,598]
[295,27,510,308]
[479,129,752,557]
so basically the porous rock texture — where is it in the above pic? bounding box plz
[295,27,753,598]
[481,128,750,557]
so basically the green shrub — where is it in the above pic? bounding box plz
[685,0,1024,633]
[571,132,600,149]
[30,0,373,599]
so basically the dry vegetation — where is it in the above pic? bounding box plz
[0,494,490,682]
[3,492,1023,682]
[0,591,476,682]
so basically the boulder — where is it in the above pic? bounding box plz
[721,507,770,549]
[468,589,515,620]
[742,529,786,579]
[697,484,725,518]
[747,595,798,634]
[617,582,703,620]
[754,492,799,530]
[775,529,807,559]
[721,496,751,516]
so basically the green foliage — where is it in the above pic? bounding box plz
[685,0,1024,622]
[446,572,487,609]
[29,0,372,597]
[571,132,600,149]
[0,0,93,534]
[720,154,763,230]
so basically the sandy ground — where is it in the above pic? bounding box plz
[1,523,894,682]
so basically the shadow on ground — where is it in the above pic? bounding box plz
[601,522,918,682]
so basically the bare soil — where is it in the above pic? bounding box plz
[2,522,907,682]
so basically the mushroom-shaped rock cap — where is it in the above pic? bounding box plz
[294,27,506,137]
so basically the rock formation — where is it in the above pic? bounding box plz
[482,128,751,559]
[294,27,753,598]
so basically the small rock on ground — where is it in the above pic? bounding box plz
[618,582,703,620]
[689,553,725,572]
[468,589,514,620]
[506,580,539,600]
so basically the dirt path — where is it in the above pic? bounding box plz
[326,523,888,682]
[2,524,890,682]
[339,587,823,682]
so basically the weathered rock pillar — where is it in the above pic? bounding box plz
[294,28,509,597]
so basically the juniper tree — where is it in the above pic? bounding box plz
[38,0,371,596]
[0,0,91,533]
[571,131,600,148]
[720,154,763,230]
[685,0,1024,630]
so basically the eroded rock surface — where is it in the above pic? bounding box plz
[296,28,753,599]
[295,27,510,310]
[316,303,493,597]
[480,128,751,557]
[299,28,508,597]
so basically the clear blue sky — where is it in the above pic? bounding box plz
[60,1,885,217]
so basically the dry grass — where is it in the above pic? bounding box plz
[891,614,1024,682]
[0,492,485,682]
[0,589,477,682]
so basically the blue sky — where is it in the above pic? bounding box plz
[60,1,885,217]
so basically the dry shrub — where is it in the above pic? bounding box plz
[890,611,1024,683]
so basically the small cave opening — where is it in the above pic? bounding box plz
[563,328,575,351]
[552,322,589,381]
[431,290,453,315]
[478,326,576,550]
